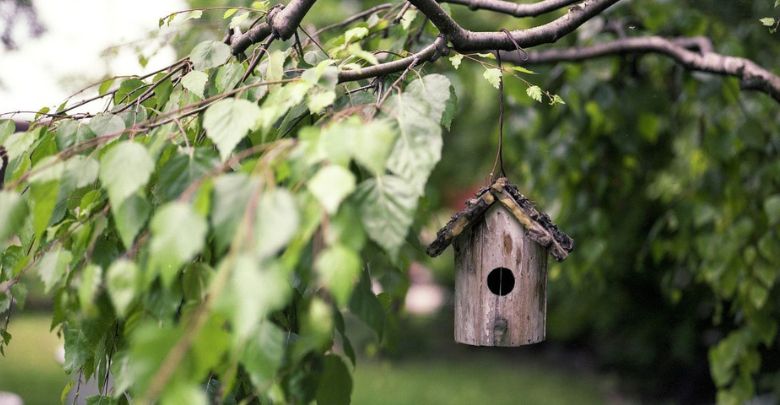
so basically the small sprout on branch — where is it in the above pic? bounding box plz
[526,85,542,102]
[483,68,502,89]
[449,53,463,69]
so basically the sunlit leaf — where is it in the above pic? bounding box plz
[181,70,208,98]
[203,98,261,161]
[99,141,154,208]
[0,191,28,241]
[37,248,72,293]
[316,244,361,307]
[526,85,543,102]
[189,40,232,71]
[307,165,356,214]
[255,188,299,259]
[483,68,502,89]
[107,259,140,317]
[387,74,453,195]
[354,175,417,256]
[149,202,207,286]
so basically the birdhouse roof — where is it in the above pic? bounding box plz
[426,177,574,261]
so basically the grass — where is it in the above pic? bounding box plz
[352,357,607,405]
[0,314,69,405]
[0,315,609,405]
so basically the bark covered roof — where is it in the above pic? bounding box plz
[426,177,574,261]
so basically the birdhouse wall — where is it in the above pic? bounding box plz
[453,204,548,346]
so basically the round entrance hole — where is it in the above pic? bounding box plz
[487,267,515,296]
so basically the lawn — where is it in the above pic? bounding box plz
[352,358,607,405]
[0,315,609,405]
[0,314,69,405]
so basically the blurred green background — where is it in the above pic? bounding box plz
[2,0,780,403]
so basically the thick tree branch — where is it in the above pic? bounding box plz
[269,0,317,40]
[438,0,579,18]
[408,0,622,52]
[229,0,316,54]
[230,23,271,55]
[337,36,448,83]
[502,36,780,102]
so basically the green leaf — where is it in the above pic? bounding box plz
[99,141,154,208]
[307,165,356,214]
[222,255,290,339]
[526,85,543,102]
[387,74,453,195]
[149,202,208,286]
[349,270,384,338]
[0,119,14,143]
[113,194,151,249]
[255,188,299,259]
[214,63,245,93]
[242,322,285,389]
[763,195,780,225]
[38,248,72,293]
[55,120,95,150]
[400,9,417,30]
[181,10,203,22]
[449,53,463,70]
[550,94,566,105]
[483,68,502,89]
[211,174,259,253]
[113,78,146,105]
[4,130,36,161]
[106,259,140,317]
[189,40,232,71]
[265,50,286,86]
[161,383,207,405]
[355,175,418,256]
[89,113,125,136]
[757,232,780,265]
[230,12,250,28]
[760,17,775,26]
[315,354,353,405]
[30,180,59,238]
[316,245,361,307]
[223,8,238,19]
[256,81,312,133]
[344,27,368,43]
[749,282,769,309]
[349,120,397,176]
[98,78,115,96]
[78,264,102,312]
[181,70,208,98]
[512,65,536,74]
[0,191,28,241]
[307,90,336,114]
[251,1,269,10]
[203,98,261,161]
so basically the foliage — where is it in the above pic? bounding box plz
[0,3,458,402]
[1,0,779,404]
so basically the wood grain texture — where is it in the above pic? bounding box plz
[454,205,548,346]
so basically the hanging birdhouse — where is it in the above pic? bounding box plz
[427,177,574,347]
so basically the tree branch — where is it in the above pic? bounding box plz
[229,0,317,55]
[408,0,622,52]
[502,36,780,102]
[438,0,580,18]
[337,36,448,83]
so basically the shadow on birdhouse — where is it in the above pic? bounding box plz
[427,177,574,347]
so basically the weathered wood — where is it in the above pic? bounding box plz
[454,204,548,346]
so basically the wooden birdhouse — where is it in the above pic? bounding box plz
[427,178,574,347]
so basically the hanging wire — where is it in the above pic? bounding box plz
[488,29,529,184]
[488,50,507,182]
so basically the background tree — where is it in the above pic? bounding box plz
[1,0,778,403]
